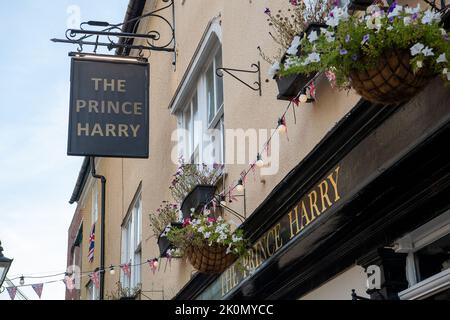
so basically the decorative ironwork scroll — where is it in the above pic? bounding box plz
[216,62,262,96]
[51,0,175,57]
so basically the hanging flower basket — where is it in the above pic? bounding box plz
[166,215,247,274]
[185,243,236,274]
[180,184,216,219]
[157,222,183,257]
[277,4,450,105]
[349,49,434,104]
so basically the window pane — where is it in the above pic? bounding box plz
[206,62,215,124]
[416,233,450,282]
[215,50,224,110]
[184,107,192,157]
[192,93,200,155]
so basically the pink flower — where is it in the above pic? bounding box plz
[183,218,191,227]
[207,217,216,223]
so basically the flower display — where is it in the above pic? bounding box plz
[166,215,247,257]
[259,0,334,69]
[149,201,180,237]
[169,158,223,203]
[277,3,450,89]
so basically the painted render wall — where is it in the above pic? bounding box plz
[71,0,430,299]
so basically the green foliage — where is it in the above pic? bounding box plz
[149,201,180,236]
[279,4,450,88]
[169,159,223,203]
[167,215,247,258]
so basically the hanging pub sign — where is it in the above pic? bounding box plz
[67,57,149,158]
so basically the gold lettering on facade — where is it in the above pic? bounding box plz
[318,180,332,213]
[328,166,341,202]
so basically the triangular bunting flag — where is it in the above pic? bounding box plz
[32,283,44,299]
[6,287,17,300]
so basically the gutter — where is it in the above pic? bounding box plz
[69,157,91,204]
[116,0,147,56]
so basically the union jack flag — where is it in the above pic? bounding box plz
[88,223,95,263]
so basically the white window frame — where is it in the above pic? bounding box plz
[86,281,99,300]
[91,183,98,224]
[169,18,224,165]
[395,210,450,299]
[120,190,142,291]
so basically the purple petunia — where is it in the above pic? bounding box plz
[264,7,271,15]
[345,34,351,43]
[388,1,397,14]
[340,48,348,55]
[411,12,418,20]
[361,34,370,45]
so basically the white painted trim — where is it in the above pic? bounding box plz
[399,267,450,300]
[170,17,222,114]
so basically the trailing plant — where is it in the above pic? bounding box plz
[106,281,141,300]
[166,215,247,258]
[260,0,334,76]
[149,201,180,236]
[278,3,450,88]
[169,158,224,203]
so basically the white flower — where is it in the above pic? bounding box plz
[422,47,434,56]
[268,61,280,77]
[321,28,335,42]
[421,9,441,25]
[403,17,411,25]
[226,244,232,254]
[284,56,298,69]
[387,5,403,19]
[197,226,204,233]
[440,28,448,36]
[416,60,423,68]
[191,219,200,226]
[307,52,321,63]
[405,4,420,15]
[286,36,301,55]
[366,5,382,15]
[308,31,318,43]
[203,209,210,216]
[204,232,211,239]
[437,53,447,63]
[190,208,195,213]
[326,7,349,27]
[386,25,394,31]
[232,234,243,243]
[410,43,425,56]
[217,216,223,222]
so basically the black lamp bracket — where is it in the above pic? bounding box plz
[216,62,262,96]
[51,0,175,58]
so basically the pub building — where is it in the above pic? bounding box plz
[66,0,450,300]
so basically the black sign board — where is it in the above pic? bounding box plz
[68,58,149,158]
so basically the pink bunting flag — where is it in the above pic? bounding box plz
[121,263,131,278]
[63,276,75,291]
[89,271,100,289]
[32,283,44,299]
[308,82,316,99]
[148,259,158,274]
[6,287,17,300]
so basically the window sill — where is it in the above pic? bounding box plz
[399,267,450,300]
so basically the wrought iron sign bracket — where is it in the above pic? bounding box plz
[216,62,262,96]
[51,0,176,60]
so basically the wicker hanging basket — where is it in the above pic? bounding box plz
[186,243,236,274]
[350,49,434,104]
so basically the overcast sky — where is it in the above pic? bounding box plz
[0,0,128,300]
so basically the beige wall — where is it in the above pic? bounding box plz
[299,266,370,300]
[72,0,429,299]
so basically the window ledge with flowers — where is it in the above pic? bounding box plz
[149,160,248,273]
[274,2,450,105]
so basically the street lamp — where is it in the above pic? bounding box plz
[0,241,13,289]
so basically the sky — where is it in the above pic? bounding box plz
[0,0,129,300]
